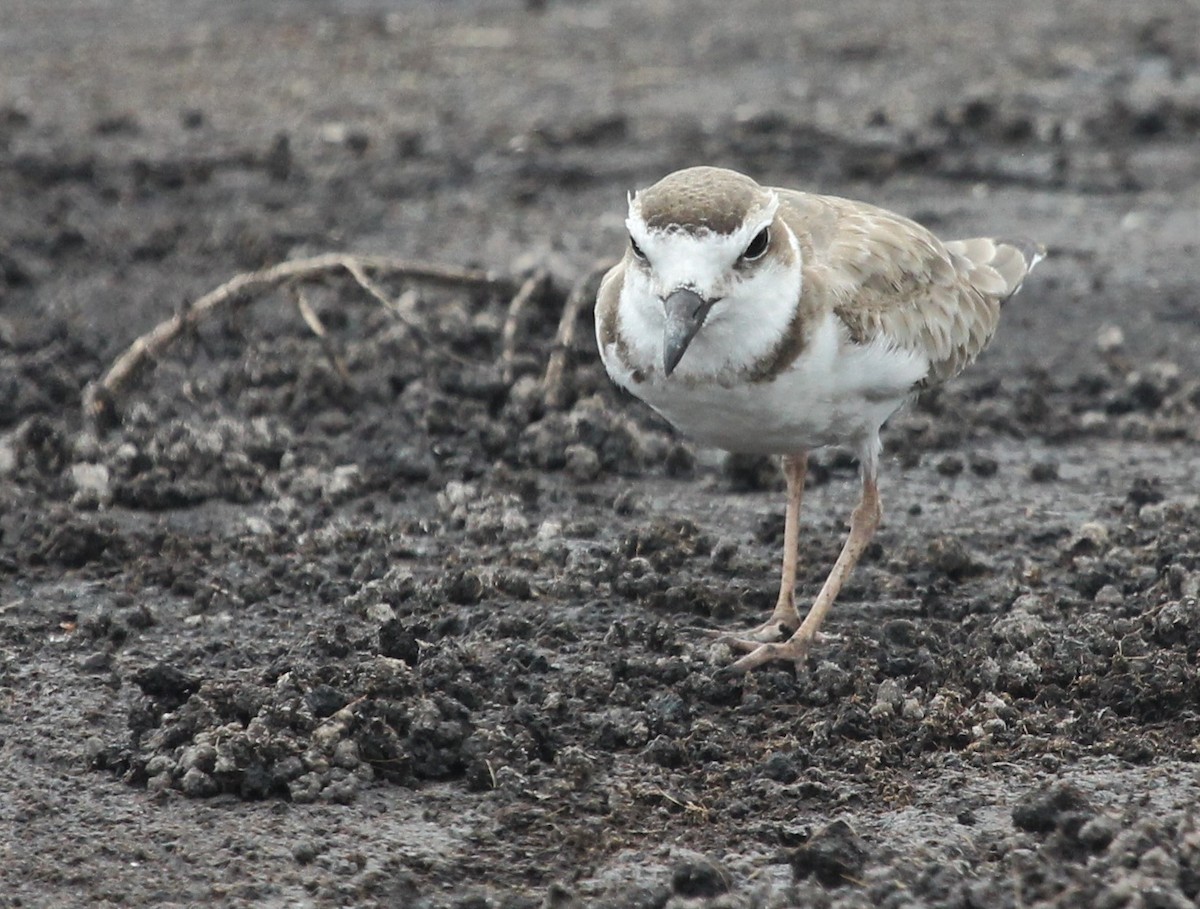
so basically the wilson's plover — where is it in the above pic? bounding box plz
[596,166,1044,672]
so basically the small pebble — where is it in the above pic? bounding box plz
[292,841,320,865]
[936,455,964,477]
[332,738,361,770]
[147,772,174,794]
[1064,521,1109,554]
[1076,815,1117,851]
[1095,324,1125,353]
[968,455,998,477]
[901,697,925,720]
[564,443,601,482]
[323,465,362,501]
[709,538,739,572]
[180,767,219,798]
[790,818,869,886]
[79,651,112,672]
[612,489,645,516]
[288,771,325,804]
[1029,461,1059,482]
[1012,779,1092,833]
[671,855,731,898]
[70,462,112,508]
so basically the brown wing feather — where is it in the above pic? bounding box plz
[778,190,1041,386]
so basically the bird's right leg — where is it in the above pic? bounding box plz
[728,451,808,642]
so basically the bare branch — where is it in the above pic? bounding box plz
[501,269,550,384]
[292,288,352,384]
[340,257,474,367]
[82,253,505,427]
[542,260,615,410]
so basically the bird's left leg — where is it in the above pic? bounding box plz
[725,463,881,673]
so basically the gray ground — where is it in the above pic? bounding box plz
[2,1,1199,907]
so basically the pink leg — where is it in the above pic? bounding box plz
[726,468,881,672]
[734,453,808,641]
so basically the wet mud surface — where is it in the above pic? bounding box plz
[2,1,1200,906]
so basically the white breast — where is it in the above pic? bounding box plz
[602,310,928,456]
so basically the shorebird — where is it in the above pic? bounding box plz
[595,166,1043,672]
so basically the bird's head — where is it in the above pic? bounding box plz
[623,166,802,378]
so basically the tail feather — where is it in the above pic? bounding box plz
[945,236,1046,303]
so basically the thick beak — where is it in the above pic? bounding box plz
[662,288,715,376]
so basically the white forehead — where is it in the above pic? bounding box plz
[626,191,779,274]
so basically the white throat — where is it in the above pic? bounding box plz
[618,219,803,381]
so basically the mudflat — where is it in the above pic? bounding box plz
[2,2,1199,906]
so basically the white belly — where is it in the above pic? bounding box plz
[638,378,907,454]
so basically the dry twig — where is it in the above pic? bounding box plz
[339,257,475,366]
[292,288,351,383]
[82,253,503,427]
[541,260,614,410]
[500,269,550,384]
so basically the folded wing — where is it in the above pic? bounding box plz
[782,191,1043,387]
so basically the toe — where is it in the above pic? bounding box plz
[738,620,795,643]
[727,642,787,673]
[725,637,814,674]
[722,635,769,653]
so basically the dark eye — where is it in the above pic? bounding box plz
[629,235,647,261]
[742,227,770,261]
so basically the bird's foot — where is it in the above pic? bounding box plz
[703,616,796,646]
[702,602,800,645]
[721,629,837,674]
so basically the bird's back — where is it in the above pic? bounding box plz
[777,189,1043,386]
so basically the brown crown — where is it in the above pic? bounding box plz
[635,167,773,235]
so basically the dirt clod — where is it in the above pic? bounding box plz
[670,855,732,899]
[790,819,869,887]
[1012,780,1095,834]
